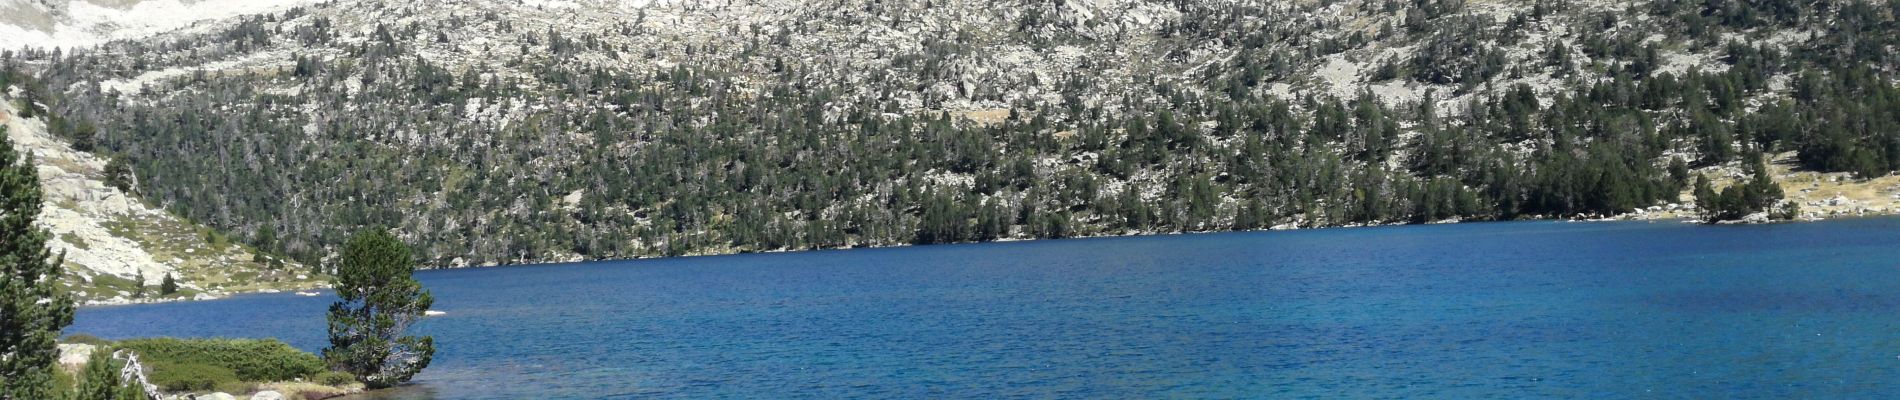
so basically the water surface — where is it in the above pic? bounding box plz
[72,218,1900,398]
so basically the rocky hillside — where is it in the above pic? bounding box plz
[3,0,1898,267]
[0,0,317,50]
[3,97,323,304]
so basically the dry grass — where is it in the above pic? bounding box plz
[1615,152,1900,221]
[1774,161,1900,216]
[957,108,1013,125]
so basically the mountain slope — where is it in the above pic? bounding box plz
[4,0,1898,267]
[3,96,323,304]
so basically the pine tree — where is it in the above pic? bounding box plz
[323,228,434,389]
[159,274,177,295]
[75,349,144,400]
[1692,175,1717,212]
[0,128,76,400]
[254,225,277,255]
[14,89,36,119]
[1233,198,1267,231]
[102,157,133,194]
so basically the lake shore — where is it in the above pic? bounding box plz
[81,285,330,307]
[90,209,1900,309]
[92,159,1900,308]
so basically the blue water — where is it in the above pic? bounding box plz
[69,218,1900,398]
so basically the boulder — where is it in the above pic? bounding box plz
[250,391,285,400]
[197,393,237,400]
[1716,212,1773,224]
[57,343,96,369]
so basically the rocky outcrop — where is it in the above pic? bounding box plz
[56,343,95,371]
[0,0,321,50]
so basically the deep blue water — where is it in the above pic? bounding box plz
[69,218,1900,398]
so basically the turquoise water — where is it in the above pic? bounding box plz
[70,218,1900,398]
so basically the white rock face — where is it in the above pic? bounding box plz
[249,391,285,400]
[197,393,238,400]
[0,0,322,50]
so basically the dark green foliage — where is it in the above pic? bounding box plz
[116,338,324,383]
[1789,70,1900,179]
[324,229,433,389]
[159,274,176,295]
[0,127,76,400]
[1693,175,1718,212]
[74,349,144,400]
[313,371,355,386]
[66,122,96,153]
[1411,15,1508,88]
[145,363,236,392]
[252,225,278,255]
[101,158,134,194]
[1697,157,1790,223]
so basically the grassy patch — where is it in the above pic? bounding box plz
[313,371,356,386]
[90,273,137,288]
[52,364,77,393]
[58,232,90,250]
[73,272,141,300]
[97,212,329,297]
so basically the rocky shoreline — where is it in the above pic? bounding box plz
[82,200,1900,308]
[79,283,330,307]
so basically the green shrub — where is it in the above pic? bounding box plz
[53,366,78,395]
[77,347,146,400]
[313,371,356,386]
[147,363,238,392]
[116,338,324,382]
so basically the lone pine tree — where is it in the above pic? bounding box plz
[323,228,435,388]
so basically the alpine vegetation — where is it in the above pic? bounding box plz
[5,0,1899,267]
